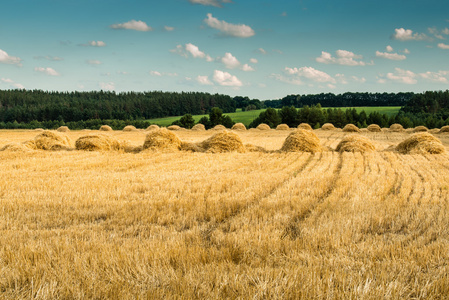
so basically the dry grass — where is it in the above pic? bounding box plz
[99,125,113,131]
[367,124,381,132]
[276,124,290,130]
[280,129,322,153]
[321,123,336,130]
[143,128,182,151]
[336,134,376,153]
[256,123,271,130]
[440,125,449,133]
[342,123,361,133]
[396,132,446,154]
[191,124,206,131]
[167,125,181,131]
[123,125,137,132]
[75,134,126,151]
[57,126,70,132]
[200,131,246,153]
[390,123,405,132]
[24,130,72,150]
[413,125,429,132]
[298,123,313,131]
[0,142,32,152]
[1,129,449,299]
[231,123,246,130]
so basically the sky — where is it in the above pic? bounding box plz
[0,0,448,100]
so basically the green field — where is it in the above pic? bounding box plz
[149,107,401,127]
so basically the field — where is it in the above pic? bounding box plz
[1,128,449,299]
[149,107,401,127]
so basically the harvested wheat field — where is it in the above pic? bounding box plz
[1,128,449,299]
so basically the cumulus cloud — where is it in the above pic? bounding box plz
[100,82,115,91]
[257,48,267,55]
[34,56,63,61]
[170,43,213,61]
[316,50,367,66]
[213,70,242,86]
[150,71,162,76]
[0,49,22,66]
[221,52,240,69]
[419,71,448,83]
[150,71,178,77]
[1,78,24,89]
[82,41,106,47]
[164,26,175,31]
[384,68,417,84]
[375,51,406,60]
[428,27,446,40]
[34,67,60,76]
[335,74,366,85]
[274,66,336,86]
[250,58,258,64]
[242,64,254,72]
[403,48,410,54]
[189,0,224,7]
[86,60,102,65]
[438,43,449,49]
[111,20,152,31]
[386,45,394,52]
[196,75,214,85]
[204,13,255,38]
[392,28,429,41]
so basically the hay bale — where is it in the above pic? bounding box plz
[367,124,381,132]
[99,125,113,131]
[429,128,440,134]
[336,135,376,153]
[342,124,361,133]
[167,125,181,131]
[396,132,446,154]
[256,123,271,130]
[146,125,160,131]
[360,128,368,132]
[212,125,227,131]
[298,123,313,131]
[439,125,449,133]
[200,131,246,153]
[143,128,182,151]
[322,123,336,130]
[75,134,125,151]
[191,124,206,131]
[413,126,428,132]
[57,126,70,132]
[232,123,247,130]
[389,123,404,132]
[123,125,137,131]
[276,124,290,130]
[280,129,322,153]
[25,130,72,150]
[0,143,33,152]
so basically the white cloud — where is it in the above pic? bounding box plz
[34,67,60,76]
[385,68,417,84]
[242,64,254,72]
[189,0,222,7]
[100,82,115,91]
[428,27,445,40]
[213,70,242,87]
[170,43,213,62]
[438,43,449,49]
[386,45,394,52]
[111,20,152,32]
[250,58,258,64]
[0,49,22,66]
[284,66,336,84]
[196,75,214,85]
[34,56,63,61]
[150,71,162,76]
[164,26,175,31]
[186,43,207,58]
[403,48,410,54]
[392,28,429,41]
[83,41,106,47]
[419,71,448,83]
[204,13,255,38]
[86,60,102,65]
[150,71,178,77]
[375,51,406,60]
[257,48,267,55]
[221,52,240,69]
[443,28,449,35]
[1,78,24,89]
[316,50,367,66]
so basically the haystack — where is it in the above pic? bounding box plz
[232,123,247,130]
[146,125,160,131]
[99,125,113,131]
[256,123,270,130]
[212,125,226,131]
[336,135,376,153]
[200,131,246,153]
[367,124,381,132]
[413,126,428,132]
[0,143,33,152]
[191,124,206,131]
[276,124,290,130]
[75,134,124,151]
[439,126,449,133]
[429,128,440,134]
[342,124,361,133]
[167,125,181,131]
[280,129,322,153]
[123,125,137,131]
[389,123,404,132]
[244,144,268,153]
[57,126,70,132]
[24,130,72,150]
[180,142,205,152]
[396,132,445,154]
[321,123,335,130]
[298,123,313,131]
[143,128,182,151]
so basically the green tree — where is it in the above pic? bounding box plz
[279,106,299,127]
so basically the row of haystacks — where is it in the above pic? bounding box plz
[1,128,446,155]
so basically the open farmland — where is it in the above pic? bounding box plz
[1,128,449,299]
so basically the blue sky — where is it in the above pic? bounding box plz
[0,0,448,100]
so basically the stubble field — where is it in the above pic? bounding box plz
[1,128,449,299]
